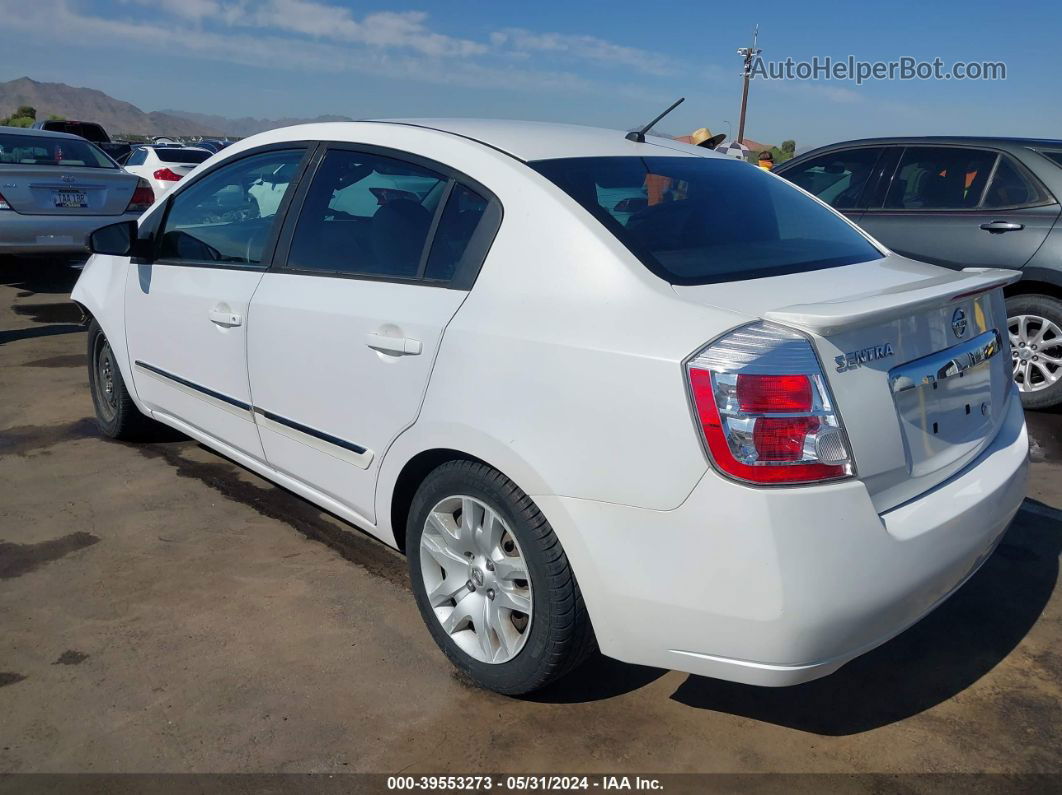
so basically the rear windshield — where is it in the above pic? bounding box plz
[42,121,107,141]
[1039,151,1062,169]
[530,156,882,284]
[0,133,116,169]
[156,148,211,164]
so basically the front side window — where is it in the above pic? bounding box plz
[287,149,448,278]
[780,147,883,209]
[0,133,115,169]
[531,156,882,285]
[157,148,304,266]
[884,147,996,209]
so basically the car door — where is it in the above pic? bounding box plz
[856,145,1060,270]
[246,144,501,522]
[775,145,886,224]
[125,145,310,460]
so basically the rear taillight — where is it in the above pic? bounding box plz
[125,178,154,213]
[0,191,10,210]
[153,168,182,181]
[686,322,853,485]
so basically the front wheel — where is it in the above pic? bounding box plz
[1006,294,1062,410]
[87,319,160,440]
[407,461,595,694]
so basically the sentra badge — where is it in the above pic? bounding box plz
[835,343,895,373]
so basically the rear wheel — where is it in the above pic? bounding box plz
[407,460,595,694]
[1006,294,1062,410]
[87,319,159,440]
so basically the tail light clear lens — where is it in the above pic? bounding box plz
[0,191,10,210]
[153,168,182,181]
[125,178,154,213]
[687,322,853,485]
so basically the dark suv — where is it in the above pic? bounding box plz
[775,137,1062,408]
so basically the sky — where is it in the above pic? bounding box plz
[0,0,1059,151]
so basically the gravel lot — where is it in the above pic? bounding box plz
[1,259,1060,775]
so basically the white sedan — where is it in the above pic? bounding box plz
[74,120,1029,694]
[122,145,212,201]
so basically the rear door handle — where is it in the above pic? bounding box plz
[980,221,1024,233]
[208,307,243,327]
[366,332,422,356]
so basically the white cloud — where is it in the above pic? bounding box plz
[490,28,676,76]
[229,2,488,57]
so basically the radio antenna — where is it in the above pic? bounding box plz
[625,97,685,143]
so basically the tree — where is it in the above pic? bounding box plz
[15,105,36,120]
[48,113,65,121]
[5,116,34,128]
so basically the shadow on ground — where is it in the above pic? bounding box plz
[0,257,82,296]
[669,501,1060,734]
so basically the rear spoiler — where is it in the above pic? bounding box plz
[763,268,1021,335]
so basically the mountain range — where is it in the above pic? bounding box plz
[0,77,353,138]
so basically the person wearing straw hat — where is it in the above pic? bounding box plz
[689,127,726,150]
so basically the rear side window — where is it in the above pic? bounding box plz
[424,184,489,281]
[287,149,448,278]
[982,156,1047,208]
[884,147,996,209]
[779,147,883,209]
[155,148,211,165]
[126,148,148,166]
[531,156,881,285]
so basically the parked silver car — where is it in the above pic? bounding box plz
[0,126,151,256]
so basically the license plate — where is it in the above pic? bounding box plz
[54,190,87,208]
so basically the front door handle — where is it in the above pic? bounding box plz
[208,306,243,327]
[366,332,422,356]
[980,221,1024,233]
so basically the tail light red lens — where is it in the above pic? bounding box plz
[736,374,812,413]
[153,168,182,181]
[125,178,154,213]
[686,323,852,485]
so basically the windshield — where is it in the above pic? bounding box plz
[0,133,116,169]
[530,156,882,284]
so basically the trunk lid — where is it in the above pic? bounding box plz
[673,255,1020,512]
[0,165,137,216]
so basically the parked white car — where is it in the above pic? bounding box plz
[122,145,212,201]
[73,120,1029,694]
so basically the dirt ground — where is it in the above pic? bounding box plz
[1,259,1060,775]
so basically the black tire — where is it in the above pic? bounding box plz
[407,460,596,695]
[87,319,159,440]
[1006,294,1062,410]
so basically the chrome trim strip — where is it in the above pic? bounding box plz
[889,330,1002,394]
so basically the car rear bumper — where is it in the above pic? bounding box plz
[0,212,140,254]
[536,391,1029,686]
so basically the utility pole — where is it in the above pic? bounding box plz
[736,26,761,146]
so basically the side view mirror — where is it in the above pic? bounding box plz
[89,220,151,259]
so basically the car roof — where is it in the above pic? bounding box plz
[0,124,87,141]
[793,135,1062,157]
[268,119,717,163]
